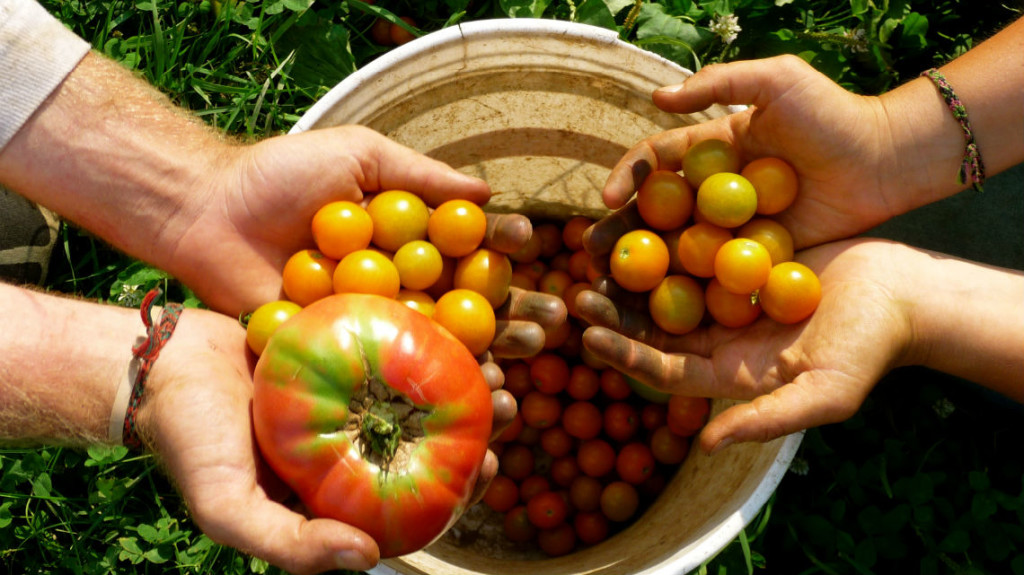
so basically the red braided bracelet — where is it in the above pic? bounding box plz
[922,68,986,192]
[122,288,183,450]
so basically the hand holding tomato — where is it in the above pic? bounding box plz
[151,125,541,317]
[575,238,1015,455]
[599,55,950,252]
[134,306,381,575]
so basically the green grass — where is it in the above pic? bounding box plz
[4,1,1020,574]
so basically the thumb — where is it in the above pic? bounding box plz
[698,370,867,454]
[195,493,381,575]
[652,55,815,113]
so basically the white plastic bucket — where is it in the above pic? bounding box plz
[291,18,803,575]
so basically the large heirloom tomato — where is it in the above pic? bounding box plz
[252,293,493,557]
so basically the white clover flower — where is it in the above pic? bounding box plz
[710,13,741,45]
[116,283,143,307]
[843,27,868,53]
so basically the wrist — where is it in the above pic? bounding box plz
[877,77,969,214]
[897,246,1024,397]
[0,285,141,445]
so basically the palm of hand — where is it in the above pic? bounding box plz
[579,239,913,453]
[137,303,531,573]
[139,307,380,574]
[168,126,491,315]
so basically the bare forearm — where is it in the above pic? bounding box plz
[0,283,137,445]
[0,51,233,270]
[881,16,1024,211]
[898,247,1024,400]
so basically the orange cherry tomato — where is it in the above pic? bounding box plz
[365,190,430,252]
[677,222,733,278]
[649,425,691,465]
[741,156,799,215]
[648,275,705,335]
[424,256,457,300]
[666,395,710,437]
[600,481,639,522]
[282,249,337,306]
[615,442,656,485]
[392,240,444,291]
[682,138,741,188]
[432,288,496,356]
[562,216,594,252]
[537,268,573,300]
[758,261,822,324]
[609,229,670,293]
[738,218,794,265]
[427,199,488,258]
[696,172,758,229]
[453,248,513,308]
[533,222,564,259]
[567,249,592,283]
[395,289,435,317]
[636,170,694,231]
[661,227,688,275]
[714,238,772,295]
[333,249,401,299]
[531,353,571,395]
[311,200,374,260]
[705,277,762,328]
[483,475,519,513]
[245,300,302,356]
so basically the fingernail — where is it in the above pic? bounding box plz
[335,549,375,571]
[656,84,685,94]
[708,437,734,456]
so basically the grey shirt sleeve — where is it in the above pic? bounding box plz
[0,0,91,150]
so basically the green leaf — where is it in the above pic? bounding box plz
[275,22,356,97]
[249,556,270,573]
[85,444,129,467]
[898,12,928,51]
[91,476,129,505]
[913,504,935,528]
[633,4,712,69]
[602,0,636,16]
[31,473,52,498]
[939,529,970,554]
[499,0,553,18]
[575,0,616,29]
[968,470,990,491]
[854,537,877,568]
[972,491,998,521]
[119,537,146,564]
[982,522,1011,562]
[144,545,172,564]
[0,502,13,529]
[857,505,884,535]
[138,523,163,544]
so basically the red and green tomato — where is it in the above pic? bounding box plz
[252,293,493,557]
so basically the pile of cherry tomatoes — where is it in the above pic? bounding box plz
[611,138,821,333]
[245,191,507,358]
[474,212,712,557]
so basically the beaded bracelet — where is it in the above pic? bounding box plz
[117,288,183,450]
[921,68,986,192]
